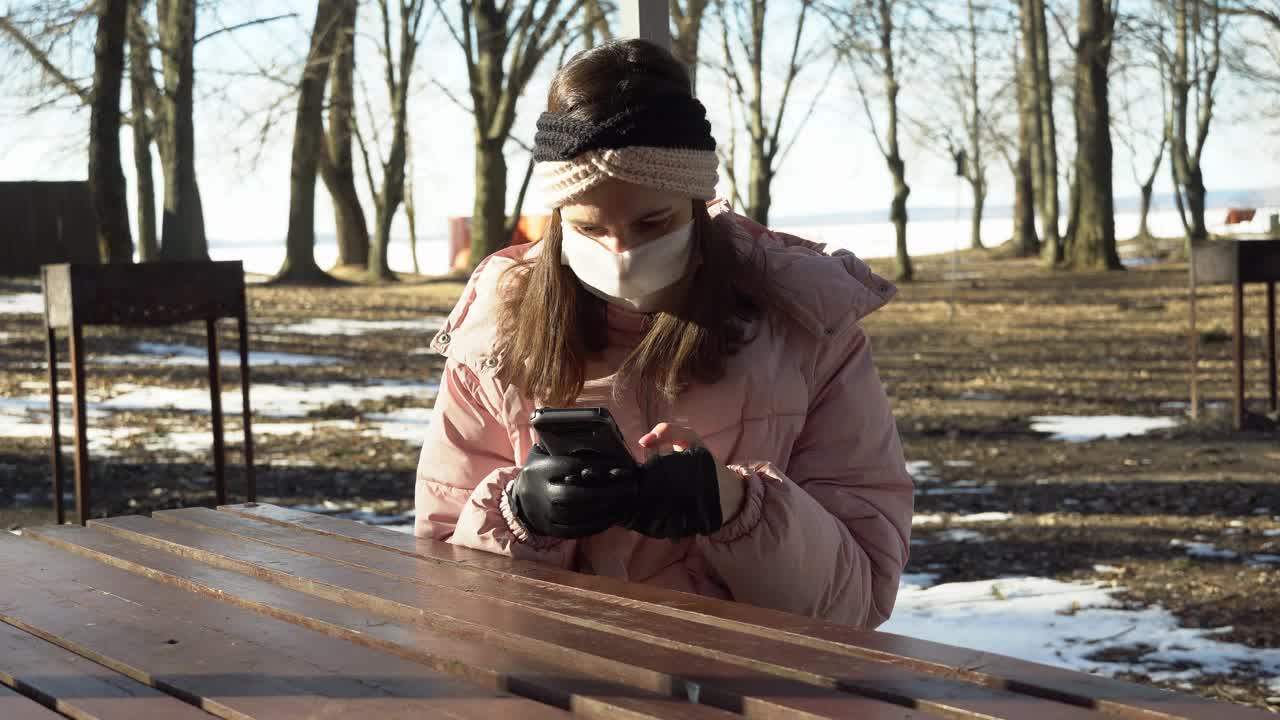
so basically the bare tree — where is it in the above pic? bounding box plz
[1224,3,1279,128]
[1011,39,1041,255]
[827,0,914,281]
[718,0,827,227]
[354,0,429,282]
[583,0,614,48]
[2,4,296,263]
[155,0,207,260]
[954,0,992,251]
[1066,0,1121,269]
[275,0,343,284]
[319,0,371,270]
[972,37,1039,257]
[89,0,134,263]
[1164,0,1225,247]
[405,133,421,274]
[1022,0,1063,264]
[1113,10,1170,241]
[436,0,587,268]
[129,0,159,261]
[671,0,711,91]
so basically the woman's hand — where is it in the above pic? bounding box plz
[507,444,637,538]
[639,423,746,528]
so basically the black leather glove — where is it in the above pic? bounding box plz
[622,446,724,541]
[506,444,638,539]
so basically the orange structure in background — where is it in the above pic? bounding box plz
[448,215,551,271]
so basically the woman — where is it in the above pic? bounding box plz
[415,38,913,628]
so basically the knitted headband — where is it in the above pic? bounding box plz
[532,94,719,207]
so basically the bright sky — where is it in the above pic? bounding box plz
[1,0,1277,248]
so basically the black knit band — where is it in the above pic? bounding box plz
[533,94,717,162]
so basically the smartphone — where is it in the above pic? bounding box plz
[530,407,635,465]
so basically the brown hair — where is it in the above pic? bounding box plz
[495,39,768,407]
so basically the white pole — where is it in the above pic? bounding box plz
[619,0,671,49]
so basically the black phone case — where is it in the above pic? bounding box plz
[530,407,634,464]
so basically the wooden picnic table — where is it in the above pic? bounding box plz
[0,504,1269,719]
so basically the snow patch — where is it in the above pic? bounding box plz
[274,317,446,336]
[0,293,43,315]
[97,380,437,417]
[881,576,1280,686]
[935,528,989,543]
[364,407,433,444]
[912,514,945,526]
[900,573,940,591]
[1030,415,1180,442]
[905,460,940,483]
[1170,539,1239,559]
[95,342,341,367]
[955,512,1014,524]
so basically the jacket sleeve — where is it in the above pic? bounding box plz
[696,323,914,628]
[414,357,577,567]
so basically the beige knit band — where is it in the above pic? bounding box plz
[534,146,720,208]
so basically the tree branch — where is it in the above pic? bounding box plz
[0,15,91,106]
[776,51,836,170]
[432,78,475,113]
[195,13,297,44]
[766,0,812,163]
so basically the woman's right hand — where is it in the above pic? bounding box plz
[506,445,637,538]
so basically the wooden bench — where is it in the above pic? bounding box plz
[0,504,1268,719]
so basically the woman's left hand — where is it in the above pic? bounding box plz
[639,423,746,526]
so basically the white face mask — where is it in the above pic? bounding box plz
[560,219,694,311]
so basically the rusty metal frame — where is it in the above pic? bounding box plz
[41,261,256,525]
[1187,235,1280,430]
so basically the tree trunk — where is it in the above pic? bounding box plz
[467,2,509,268]
[321,0,369,269]
[1137,181,1154,239]
[584,0,612,49]
[157,0,206,261]
[1018,0,1039,257]
[747,135,771,225]
[1064,169,1080,255]
[1019,0,1044,239]
[405,135,420,275]
[1031,0,1062,265]
[90,0,133,264]
[368,0,421,283]
[1013,50,1040,256]
[128,0,158,262]
[891,162,911,283]
[1135,122,1166,241]
[1069,0,1120,269]
[470,135,508,266]
[877,0,910,282]
[963,0,983,252]
[368,96,406,282]
[969,178,985,251]
[671,0,709,93]
[276,0,341,284]
[745,0,769,226]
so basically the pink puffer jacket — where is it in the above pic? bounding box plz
[414,200,914,628]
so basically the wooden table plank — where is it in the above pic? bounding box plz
[25,524,744,720]
[90,515,933,720]
[119,511,1098,719]
[0,683,67,720]
[221,503,1261,720]
[1,620,213,719]
[0,534,566,720]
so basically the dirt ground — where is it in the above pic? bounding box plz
[2,238,1278,711]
